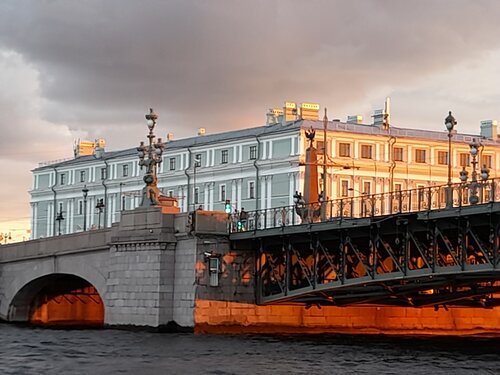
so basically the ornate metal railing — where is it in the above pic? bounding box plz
[229,178,500,233]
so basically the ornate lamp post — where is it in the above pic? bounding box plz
[1,232,12,244]
[469,139,480,205]
[95,198,105,229]
[480,164,490,202]
[82,185,89,231]
[445,111,457,208]
[137,108,165,206]
[55,209,64,236]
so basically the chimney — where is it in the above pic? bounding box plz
[197,128,206,136]
[300,102,320,121]
[480,120,498,140]
[372,109,384,126]
[166,132,174,142]
[93,139,106,158]
[266,108,283,125]
[347,115,363,124]
[284,101,298,123]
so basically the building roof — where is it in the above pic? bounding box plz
[34,118,499,172]
[33,121,302,172]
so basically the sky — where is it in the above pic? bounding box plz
[1,0,500,242]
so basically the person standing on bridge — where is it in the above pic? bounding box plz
[239,208,248,231]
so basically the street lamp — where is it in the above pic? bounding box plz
[82,185,89,231]
[480,164,490,202]
[137,108,165,206]
[469,139,480,205]
[96,198,105,229]
[55,209,64,236]
[445,111,457,208]
[0,232,11,244]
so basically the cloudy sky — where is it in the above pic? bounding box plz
[1,0,500,240]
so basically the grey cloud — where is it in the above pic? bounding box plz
[0,0,500,147]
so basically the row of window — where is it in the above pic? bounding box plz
[338,180,418,198]
[59,145,260,185]
[168,146,258,171]
[59,167,112,185]
[191,181,256,204]
[338,142,493,167]
[58,153,261,186]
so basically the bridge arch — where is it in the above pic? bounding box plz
[2,254,108,326]
[7,273,105,326]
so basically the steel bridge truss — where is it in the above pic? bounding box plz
[255,208,500,308]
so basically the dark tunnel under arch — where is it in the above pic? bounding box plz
[8,273,104,327]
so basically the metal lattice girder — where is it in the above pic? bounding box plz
[249,207,500,307]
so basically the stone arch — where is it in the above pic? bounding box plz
[3,255,108,325]
[7,273,105,326]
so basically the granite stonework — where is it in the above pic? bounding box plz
[104,208,233,330]
[0,207,236,330]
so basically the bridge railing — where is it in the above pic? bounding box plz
[230,178,500,233]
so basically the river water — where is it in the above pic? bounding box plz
[0,324,499,375]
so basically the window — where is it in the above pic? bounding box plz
[363,181,371,195]
[121,195,126,211]
[361,144,373,159]
[169,157,176,171]
[221,150,228,164]
[80,170,86,183]
[78,200,83,215]
[393,147,404,162]
[415,149,426,163]
[339,143,351,157]
[60,174,66,185]
[122,164,129,177]
[317,141,325,153]
[248,181,255,199]
[249,146,257,160]
[194,154,202,167]
[417,184,426,206]
[459,153,470,167]
[394,183,402,192]
[220,184,226,201]
[340,180,349,197]
[482,155,493,169]
[437,151,448,165]
[194,188,199,205]
[101,167,107,180]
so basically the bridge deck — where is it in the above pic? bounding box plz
[230,184,500,308]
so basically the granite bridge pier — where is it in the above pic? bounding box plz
[1,185,500,334]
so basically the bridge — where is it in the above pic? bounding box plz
[1,181,500,331]
[230,181,500,309]
[0,208,230,328]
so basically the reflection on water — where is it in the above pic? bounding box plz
[0,324,499,375]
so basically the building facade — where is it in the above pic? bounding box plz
[29,104,500,239]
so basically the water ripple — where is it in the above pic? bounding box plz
[0,324,499,375]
